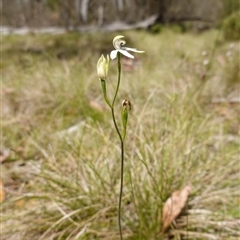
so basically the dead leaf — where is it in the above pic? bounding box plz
[0,179,5,202]
[15,199,36,208]
[162,184,192,233]
[0,148,10,163]
[89,100,104,112]
[216,106,233,120]
[122,57,141,72]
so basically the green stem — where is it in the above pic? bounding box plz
[112,52,122,108]
[118,139,124,240]
[110,52,124,240]
[101,79,111,108]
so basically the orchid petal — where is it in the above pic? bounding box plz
[110,50,118,60]
[123,47,144,53]
[119,50,134,59]
[113,35,126,49]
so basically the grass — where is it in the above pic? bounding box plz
[1,29,240,240]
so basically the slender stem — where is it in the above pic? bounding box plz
[118,139,124,240]
[112,52,122,108]
[110,52,123,147]
[109,52,124,240]
[111,107,122,143]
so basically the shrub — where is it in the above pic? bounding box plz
[222,11,240,40]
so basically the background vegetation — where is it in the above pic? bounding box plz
[1,25,239,239]
[1,0,239,30]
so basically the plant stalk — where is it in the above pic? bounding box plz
[110,52,124,240]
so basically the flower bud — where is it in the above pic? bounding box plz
[121,99,131,140]
[122,99,131,111]
[97,54,110,80]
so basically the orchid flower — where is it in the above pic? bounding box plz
[110,35,144,60]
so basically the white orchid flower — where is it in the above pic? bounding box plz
[110,35,144,60]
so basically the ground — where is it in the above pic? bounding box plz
[1,29,240,239]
